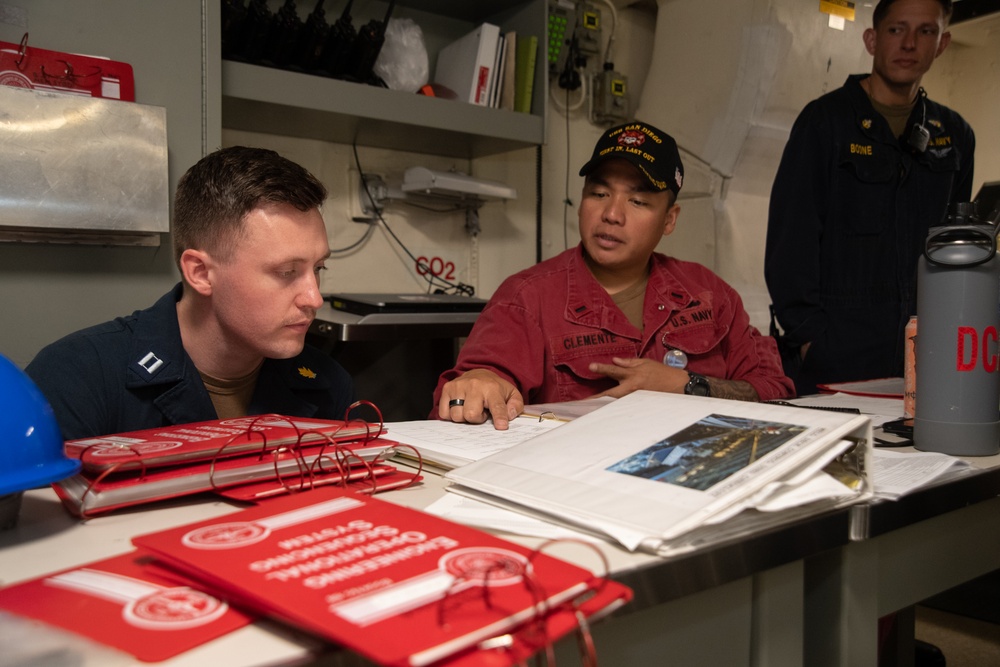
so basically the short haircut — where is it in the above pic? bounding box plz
[872,0,953,28]
[172,146,328,267]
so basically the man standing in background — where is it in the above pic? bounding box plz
[765,0,974,396]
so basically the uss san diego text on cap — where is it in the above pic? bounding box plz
[579,122,684,195]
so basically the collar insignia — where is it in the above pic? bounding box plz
[137,351,164,375]
[862,118,872,129]
[298,367,317,379]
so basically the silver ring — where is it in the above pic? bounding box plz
[448,398,465,407]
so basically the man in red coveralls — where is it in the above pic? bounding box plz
[433,121,793,430]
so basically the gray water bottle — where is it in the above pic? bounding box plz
[914,202,1000,456]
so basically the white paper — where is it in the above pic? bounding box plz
[871,449,974,499]
[385,416,564,470]
[790,392,904,427]
[817,377,904,397]
[424,494,601,543]
[751,471,857,512]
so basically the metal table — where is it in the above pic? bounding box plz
[0,471,854,667]
[804,449,1000,667]
[5,421,999,665]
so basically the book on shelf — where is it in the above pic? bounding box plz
[514,35,538,114]
[497,31,517,110]
[433,22,502,106]
[487,32,506,108]
[132,488,630,667]
[0,552,252,662]
[65,413,383,472]
[445,390,873,556]
[54,438,399,517]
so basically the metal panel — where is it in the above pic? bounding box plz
[0,85,168,233]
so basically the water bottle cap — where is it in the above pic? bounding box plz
[946,201,980,223]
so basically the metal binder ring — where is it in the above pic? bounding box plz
[449,398,465,407]
[15,33,27,69]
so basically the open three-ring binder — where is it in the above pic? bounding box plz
[131,489,632,667]
[445,390,873,557]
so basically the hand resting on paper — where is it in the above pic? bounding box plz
[437,368,525,430]
[589,357,760,401]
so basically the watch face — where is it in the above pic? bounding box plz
[685,374,710,396]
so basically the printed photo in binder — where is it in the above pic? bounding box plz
[607,414,807,491]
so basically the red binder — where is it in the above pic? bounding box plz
[214,462,420,502]
[133,489,626,666]
[0,36,135,100]
[65,414,384,473]
[53,437,399,517]
[0,552,252,662]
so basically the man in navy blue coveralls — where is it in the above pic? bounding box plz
[27,147,354,440]
[765,0,975,396]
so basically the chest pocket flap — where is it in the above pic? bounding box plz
[550,331,635,381]
[660,301,728,356]
[838,144,893,184]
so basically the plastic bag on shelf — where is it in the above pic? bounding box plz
[374,18,428,92]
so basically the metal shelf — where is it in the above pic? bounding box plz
[219,0,546,159]
[222,60,543,158]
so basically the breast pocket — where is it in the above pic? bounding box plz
[834,147,894,236]
[661,321,729,361]
[550,334,635,399]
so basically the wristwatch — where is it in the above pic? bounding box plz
[684,372,711,397]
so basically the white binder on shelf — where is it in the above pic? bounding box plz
[433,22,502,106]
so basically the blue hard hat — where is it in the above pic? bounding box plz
[0,353,80,495]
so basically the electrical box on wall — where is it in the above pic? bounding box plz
[593,66,629,125]
[547,0,576,75]
[550,0,632,127]
[548,0,603,75]
[0,85,169,239]
[576,2,603,57]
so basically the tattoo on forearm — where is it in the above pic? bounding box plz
[706,378,759,401]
